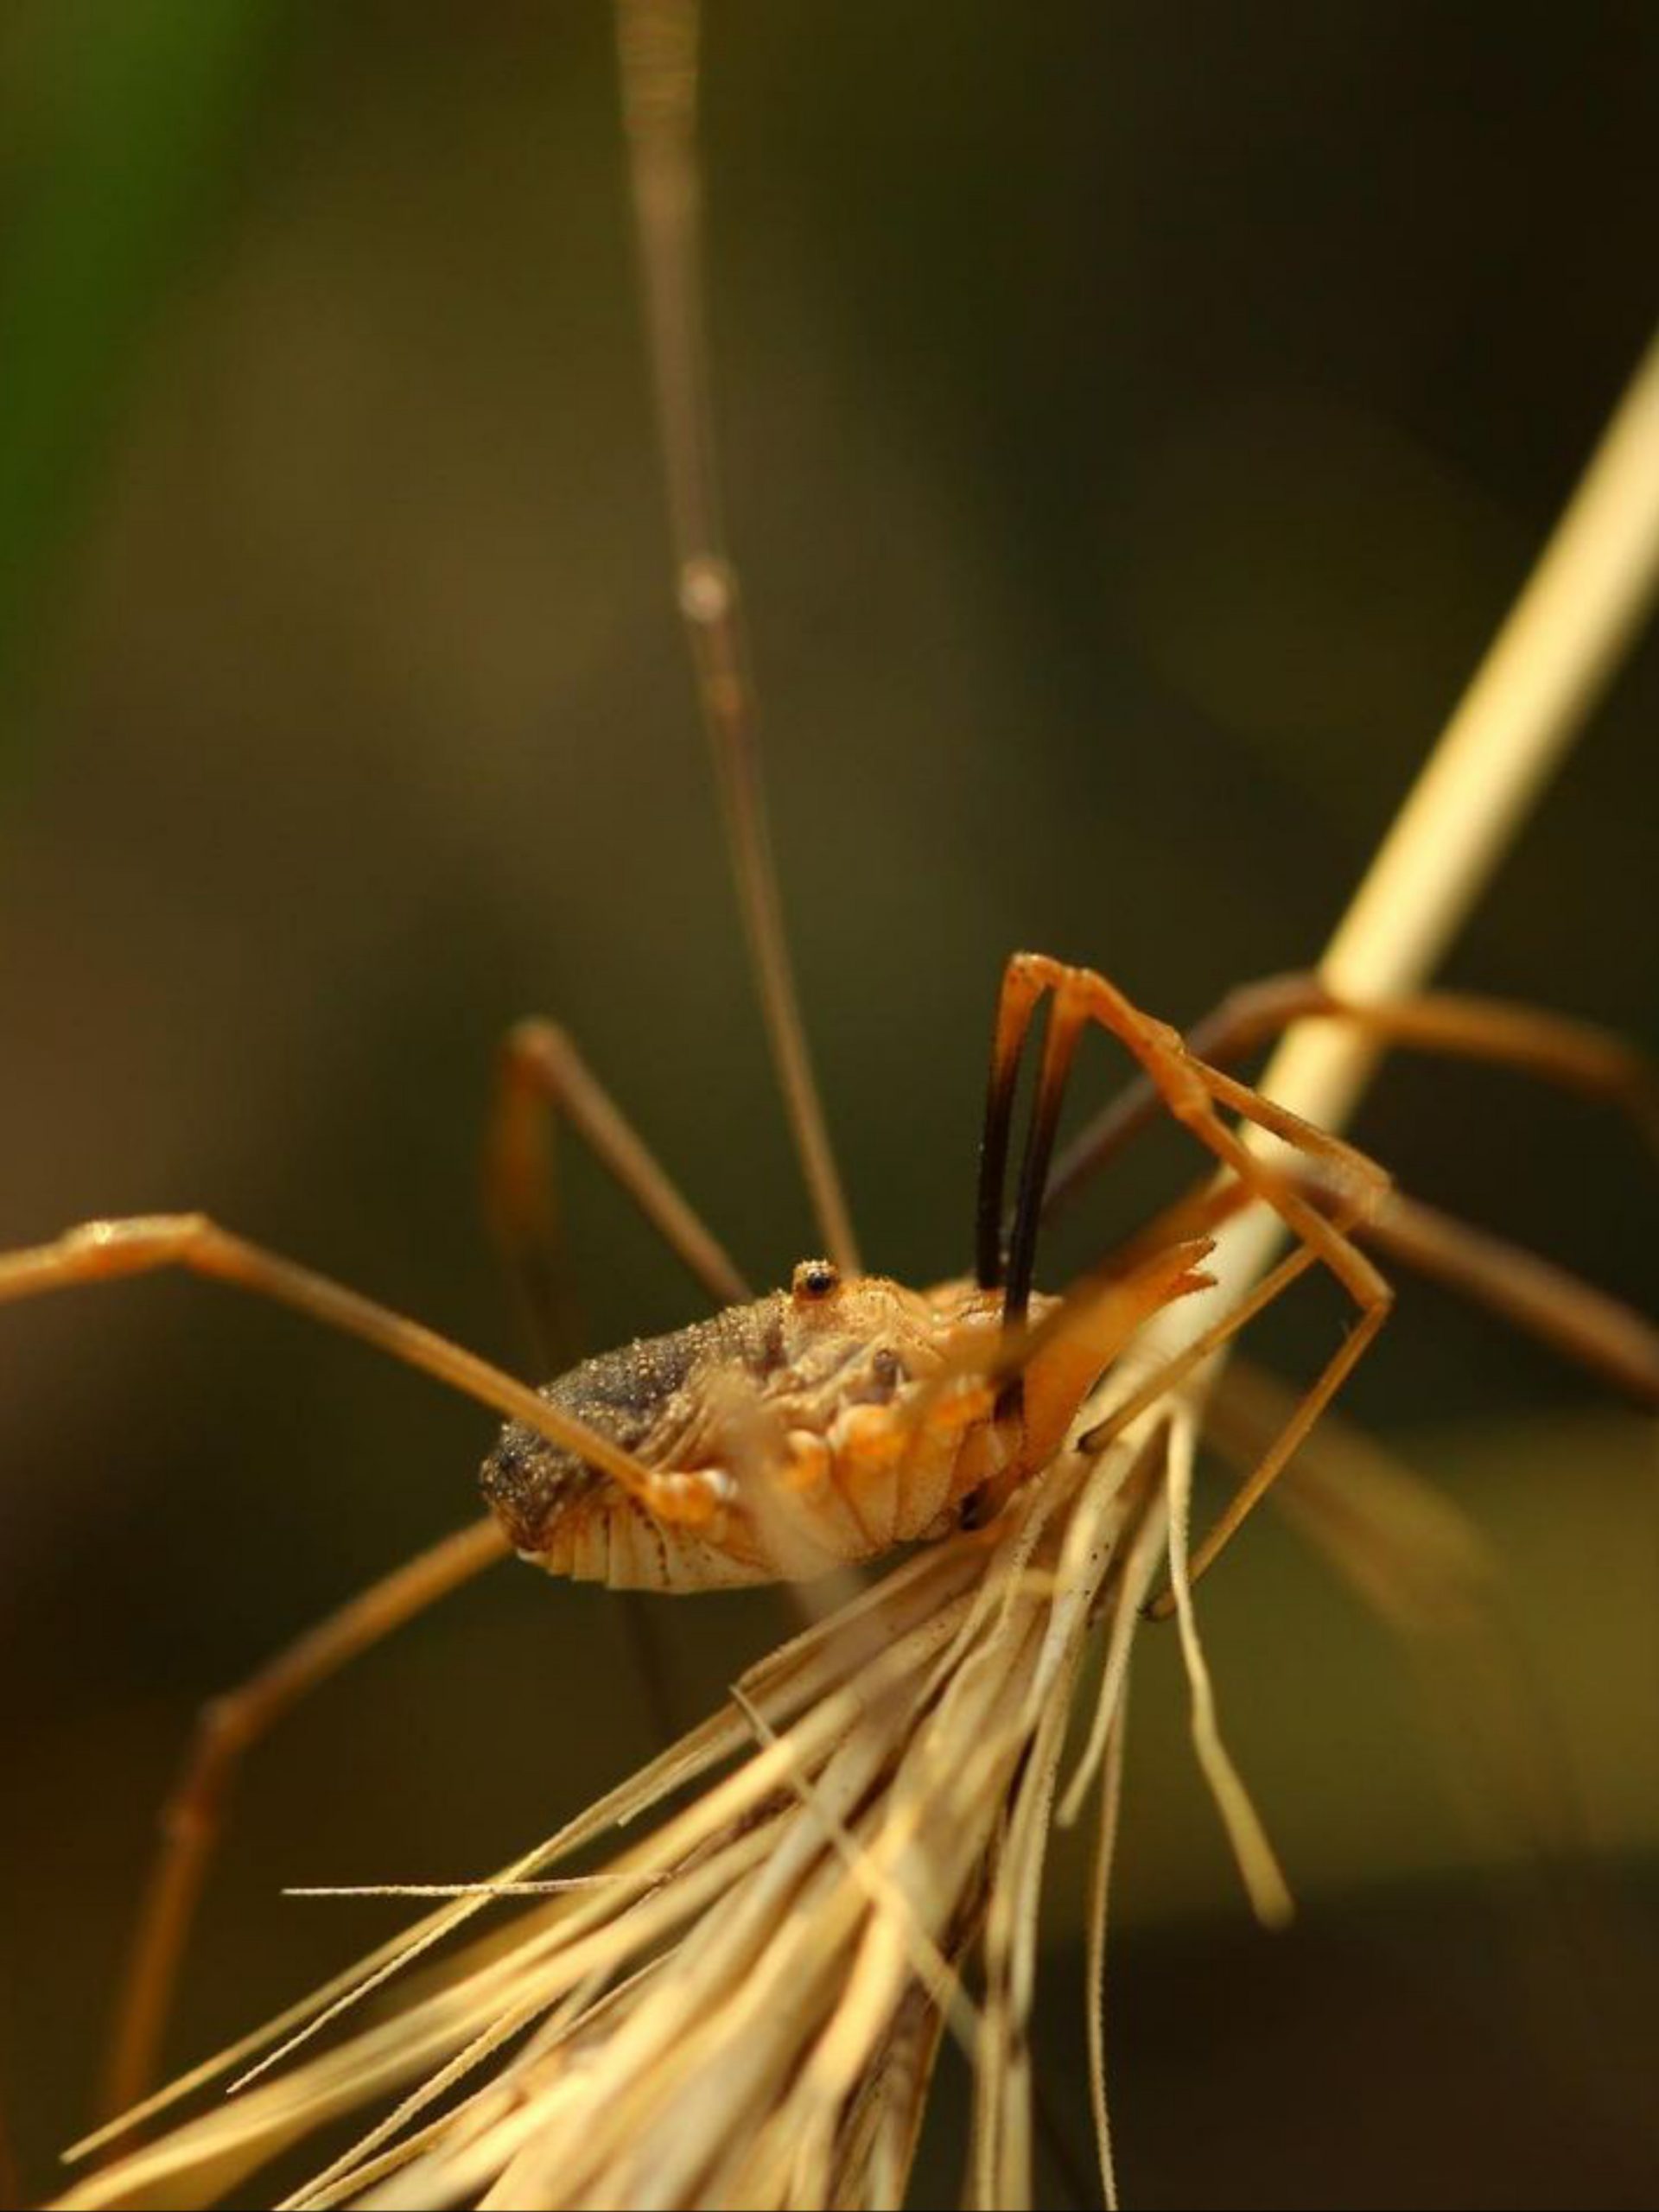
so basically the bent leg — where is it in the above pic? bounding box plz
[975,954,1393,1595]
[103,1516,508,2119]
[484,1018,750,1366]
[1046,973,1658,1220]
[0,1211,742,2115]
[0,1215,685,1512]
[1319,1179,1659,1408]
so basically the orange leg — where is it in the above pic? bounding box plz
[1309,1179,1659,1408]
[0,1214,720,2120]
[484,1016,750,1368]
[1055,1125,1659,1406]
[1042,970,1659,1406]
[0,1216,693,1509]
[1045,971,1659,1218]
[484,1015,757,1740]
[615,0,859,1280]
[976,953,1393,1596]
[100,1516,508,2122]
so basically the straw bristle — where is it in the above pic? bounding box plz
[60,1361,1273,2212]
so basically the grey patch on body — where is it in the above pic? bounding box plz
[479,1295,788,1555]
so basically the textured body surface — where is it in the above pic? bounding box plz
[479,1268,1024,1588]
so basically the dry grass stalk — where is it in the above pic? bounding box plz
[1183,320,1659,1309]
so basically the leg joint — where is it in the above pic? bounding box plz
[499,1016,575,1084]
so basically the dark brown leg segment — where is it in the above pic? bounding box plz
[979,955,1394,1596]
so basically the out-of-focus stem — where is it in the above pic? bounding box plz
[1206,326,1659,1305]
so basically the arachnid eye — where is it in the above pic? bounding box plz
[791,1259,841,1301]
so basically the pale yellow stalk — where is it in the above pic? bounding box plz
[1216,327,1659,1294]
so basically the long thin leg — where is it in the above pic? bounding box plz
[484,1018,754,1745]
[83,1039,744,2121]
[1311,1179,1659,1408]
[978,955,1394,1594]
[1045,972,1659,1221]
[0,1216,735,2121]
[0,1216,711,1520]
[102,1516,509,2120]
[976,955,1048,1294]
[614,0,860,1274]
[1057,1079,1659,1412]
[484,1015,751,1368]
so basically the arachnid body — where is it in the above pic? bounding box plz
[478,1263,1040,1588]
[480,1248,1212,1588]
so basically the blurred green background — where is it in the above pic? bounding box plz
[0,3,1656,2204]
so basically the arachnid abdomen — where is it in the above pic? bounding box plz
[480,1294,792,1589]
[477,1263,1032,1592]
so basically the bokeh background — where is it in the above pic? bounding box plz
[1,3,1656,2204]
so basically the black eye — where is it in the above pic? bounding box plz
[793,1260,840,1300]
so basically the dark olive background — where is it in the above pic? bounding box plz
[0,4,1656,2204]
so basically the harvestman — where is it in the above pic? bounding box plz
[4,0,1655,2143]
